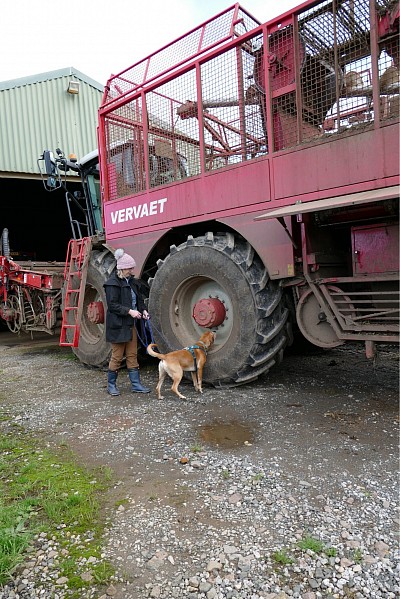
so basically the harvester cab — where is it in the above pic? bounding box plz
[38,148,103,240]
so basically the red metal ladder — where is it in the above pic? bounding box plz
[60,237,92,347]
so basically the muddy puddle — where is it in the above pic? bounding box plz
[198,420,255,448]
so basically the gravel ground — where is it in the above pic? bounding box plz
[0,332,398,599]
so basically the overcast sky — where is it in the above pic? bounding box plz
[2,0,300,86]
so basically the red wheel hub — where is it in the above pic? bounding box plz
[87,301,104,324]
[192,298,226,328]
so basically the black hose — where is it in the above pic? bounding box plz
[0,228,10,258]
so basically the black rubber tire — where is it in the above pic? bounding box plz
[71,249,115,367]
[148,232,291,386]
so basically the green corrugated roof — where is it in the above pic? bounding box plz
[0,67,104,92]
[0,67,104,176]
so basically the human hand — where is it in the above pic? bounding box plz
[129,309,142,319]
[142,310,150,320]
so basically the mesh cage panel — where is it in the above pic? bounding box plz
[378,24,399,120]
[100,0,399,201]
[267,24,306,150]
[295,0,399,138]
[146,69,199,186]
[105,98,145,200]
[199,35,267,171]
[104,7,260,104]
[301,0,372,136]
[377,0,399,120]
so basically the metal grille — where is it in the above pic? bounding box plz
[320,281,400,336]
[296,0,399,140]
[305,0,371,137]
[104,6,260,105]
[267,24,304,150]
[105,97,145,200]
[378,0,400,121]
[146,69,198,185]
[379,54,399,121]
[101,0,399,200]
[199,38,266,171]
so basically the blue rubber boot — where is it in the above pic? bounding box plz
[127,368,150,393]
[107,370,120,396]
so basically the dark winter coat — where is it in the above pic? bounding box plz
[104,272,149,343]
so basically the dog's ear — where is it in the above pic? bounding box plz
[206,330,215,345]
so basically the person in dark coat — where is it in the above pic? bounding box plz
[103,248,151,396]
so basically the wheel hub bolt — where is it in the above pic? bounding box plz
[192,298,226,328]
[87,301,105,324]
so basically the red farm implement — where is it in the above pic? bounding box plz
[1,0,398,386]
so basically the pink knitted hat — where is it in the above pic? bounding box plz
[114,248,136,269]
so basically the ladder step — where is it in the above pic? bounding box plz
[60,237,91,349]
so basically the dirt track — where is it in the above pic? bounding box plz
[0,329,398,598]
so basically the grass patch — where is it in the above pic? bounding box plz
[353,547,363,563]
[190,443,203,453]
[297,535,325,554]
[272,549,294,566]
[0,432,114,591]
[0,408,11,423]
[325,546,337,558]
[114,498,129,508]
[54,349,79,361]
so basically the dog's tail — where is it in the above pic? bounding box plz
[147,343,166,360]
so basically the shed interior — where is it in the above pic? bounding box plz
[1,177,81,262]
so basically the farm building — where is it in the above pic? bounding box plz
[0,68,103,260]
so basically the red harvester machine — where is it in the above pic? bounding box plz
[1,0,399,385]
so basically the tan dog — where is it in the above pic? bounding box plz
[147,330,215,399]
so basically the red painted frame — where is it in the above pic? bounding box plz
[98,1,399,279]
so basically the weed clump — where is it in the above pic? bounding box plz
[0,433,113,591]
